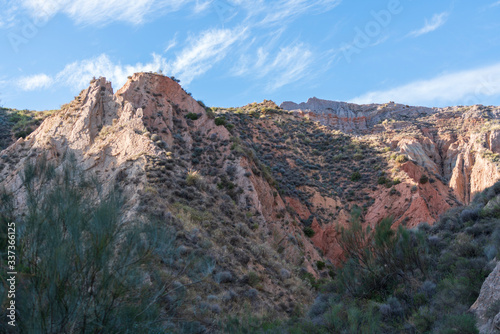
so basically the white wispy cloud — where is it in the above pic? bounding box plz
[5,0,342,27]
[490,1,500,7]
[193,0,212,14]
[233,43,314,90]
[164,34,178,53]
[350,63,500,106]
[260,0,341,25]
[14,54,169,92]
[17,73,53,91]
[56,54,168,89]
[0,1,20,28]
[14,25,246,92]
[267,45,313,90]
[170,27,247,84]
[20,0,192,25]
[232,0,341,26]
[9,0,339,94]
[408,12,449,38]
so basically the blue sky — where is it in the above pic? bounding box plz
[1,0,500,111]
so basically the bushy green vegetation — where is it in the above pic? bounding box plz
[6,108,55,138]
[350,171,361,182]
[395,154,408,163]
[215,117,227,126]
[303,227,315,238]
[186,112,200,120]
[225,181,500,333]
[0,155,214,333]
[214,116,234,130]
[0,108,56,149]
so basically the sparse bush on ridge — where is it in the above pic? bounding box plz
[186,112,199,120]
[395,154,408,163]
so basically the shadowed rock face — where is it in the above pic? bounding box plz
[471,261,500,334]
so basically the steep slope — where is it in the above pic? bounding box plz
[203,100,500,265]
[2,74,500,331]
[0,73,321,330]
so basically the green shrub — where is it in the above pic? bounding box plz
[2,156,214,333]
[304,227,315,238]
[353,152,364,161]
[186,112,199,120]
[420,175,429,184]
[395,155,408,163]
[186,169,204,187]
[214,117,226,126]
[316,261,326,270]
[378,176,388,185]
[351,171,361,182]
[248,271,261,287]
[411,306,436,333]
[439,314,479,334]
[206,108,216,119]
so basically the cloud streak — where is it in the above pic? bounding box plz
[351,63,500,106]
[17,74,53,91]
[232,0,342,26]
[15,54,169,92]
[9,0,340,95]
[408,12,449,38]
[15,26,247,91]
[233,43,314,90]
[15,0,342,26]
[171,27,247,84]
[20,0,192,25]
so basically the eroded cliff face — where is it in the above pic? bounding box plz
[253,100,500,264]
[0,73,320,322]
[471,261,500,334]
[3,75,500,287]
[281,97,434,133]
[282,100,500,207]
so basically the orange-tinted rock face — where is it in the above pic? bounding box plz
[278,100,500,264]
[0,74,325,318]
[3,75,500,273]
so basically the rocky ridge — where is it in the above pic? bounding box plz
[281,98,500,206]
[2,74,500,331]
[0,74,321,327]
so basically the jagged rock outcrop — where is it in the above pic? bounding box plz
[282,98,500,205]
[4,78,500,307]
[0,73,324,322]
[281,97,433,133]
[471,261,500,333]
